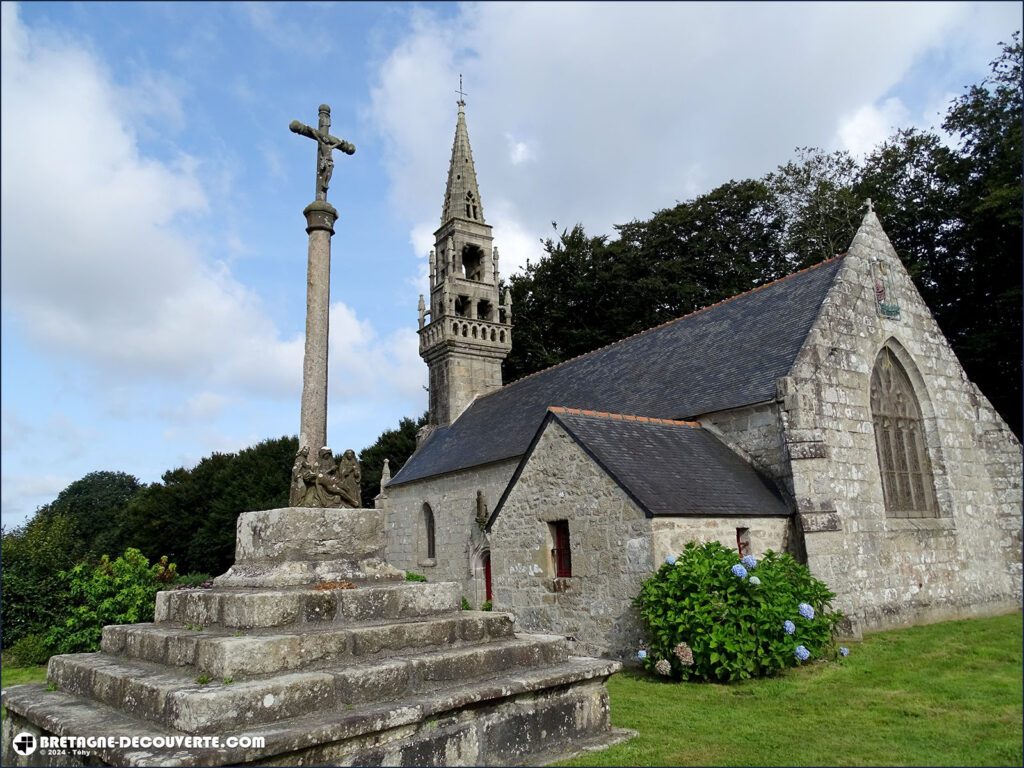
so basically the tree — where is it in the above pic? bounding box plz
[359,414,428,504]
[1,514,79,647]
[503,225,614,383]
[120,436,296,575]
[34,470,142,558]
[766,148,863,268]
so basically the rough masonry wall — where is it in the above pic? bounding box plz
[699,402,793,501]
[490,422,653,660]
[650,517,792,564]
[382,459,517,606]
[783,215,1022,635]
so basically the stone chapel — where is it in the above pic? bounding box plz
[379,101,1023,659]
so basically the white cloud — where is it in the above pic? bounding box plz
[835,97,913,158]
[505,133,533,165]
[369,1,982,260]
[0,3,295,398]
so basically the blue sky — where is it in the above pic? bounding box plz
[2,1,1020,528]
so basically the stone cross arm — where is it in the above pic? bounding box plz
[289,120,356,156]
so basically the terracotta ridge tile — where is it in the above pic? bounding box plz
[548,406,701,428]
[484,254,845,398]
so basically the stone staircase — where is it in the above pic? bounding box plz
[1,509,630,766]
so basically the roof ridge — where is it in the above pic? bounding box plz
[484,254,845,398]
[548,406,701,428]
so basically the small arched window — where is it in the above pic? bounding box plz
[422,503,436,559]
[870,349,937,518]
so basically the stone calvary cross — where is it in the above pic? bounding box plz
[289,104,356,504]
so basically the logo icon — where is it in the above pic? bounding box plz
[12,732,38,756]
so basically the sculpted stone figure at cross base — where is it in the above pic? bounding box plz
[290,446,361,508]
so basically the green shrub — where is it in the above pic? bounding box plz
[5,634,54,666]
[405,572,427,582]
[47,549,177,655]
[480,600,492,612]
[634,541,841,682]
[461,597,471,611]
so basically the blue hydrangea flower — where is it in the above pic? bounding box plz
[637,649,648,660]
[783,620,796,635]
[665,556,676,566]
[839,646,850,657]
[798,603,815,620]
[795,645,810,661]
[741,555,757,569]
[730,563,748,579]
[749,576,761,586]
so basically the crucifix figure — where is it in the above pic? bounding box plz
[290,104,355,202]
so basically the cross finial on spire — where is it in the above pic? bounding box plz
[865,197,874,213]
[456,74,467,106]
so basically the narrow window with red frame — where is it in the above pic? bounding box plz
[549,520,572,578]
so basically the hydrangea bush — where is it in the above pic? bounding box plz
[634,541,843,681]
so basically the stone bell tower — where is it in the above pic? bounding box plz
[418,97,512,429]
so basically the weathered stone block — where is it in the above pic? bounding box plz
[165,672,337,734]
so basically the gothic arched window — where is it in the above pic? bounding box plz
[870,350,937,518]
[422,503,436,559]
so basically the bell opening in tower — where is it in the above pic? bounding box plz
[462,244,486,281]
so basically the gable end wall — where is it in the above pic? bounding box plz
[784,217,1022,634]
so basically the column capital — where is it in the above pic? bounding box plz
[303,201,339,234]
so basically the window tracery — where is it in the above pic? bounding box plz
[870,350,937,518]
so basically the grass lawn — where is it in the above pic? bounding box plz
[561,612,1023,767]
[0,663,47,721]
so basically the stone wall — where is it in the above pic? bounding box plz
[490,421,653,659]
[382,459,517,606]
[650,517,792,564]
[699,402,792,499]
[785,213,1023,635]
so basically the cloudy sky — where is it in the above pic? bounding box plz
[1,1,1019,527]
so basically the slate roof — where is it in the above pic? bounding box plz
[489,408,790,523]
[391,256,844,486]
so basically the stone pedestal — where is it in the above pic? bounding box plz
[1,507,632,766]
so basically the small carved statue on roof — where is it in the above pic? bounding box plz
[475,489,489,527]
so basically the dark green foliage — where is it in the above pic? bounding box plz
[461,597,471,611]
[359,414,428,504]
[173,572,213,588]
[635,541,841,682]
[0,514,79,647]
[5,634,54,667]
[47,549,177,655]
[121,436,297,575]
[480,600,492,612]
[34,471,142,558]
[405,571,427,582]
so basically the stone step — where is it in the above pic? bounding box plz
[2,656,625,767]
[47,635,569,734]
[154,581,461,629]
[101,612,516,678]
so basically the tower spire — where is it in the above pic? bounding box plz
[441,84,484,226]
